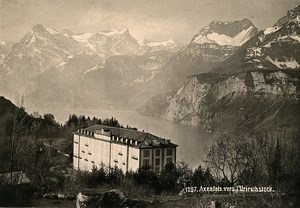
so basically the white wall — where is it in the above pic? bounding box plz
[128,147,140,172]
[73,133,141,172]
[73,134,111,171]
[111,143,128,173]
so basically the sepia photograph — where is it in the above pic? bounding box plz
[0,0,300,207]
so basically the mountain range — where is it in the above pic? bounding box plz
[147,18,258,93]
[211,4,300,74]
[0,25,182,109]
[0,3,299,134]
[140,4,300,133]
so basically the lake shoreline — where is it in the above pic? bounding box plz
[31,107,213,168]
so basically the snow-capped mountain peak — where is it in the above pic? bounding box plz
[72,28,129,43]
[72,33,94,43]
[71,28,146,56]
[191,18,258,46]
[211,4,300,73]
[147,39,176,47]
[146,39,181,52]
[98,28,129,36]
[32,24,58,35]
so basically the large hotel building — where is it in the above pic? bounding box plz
[73,125,178,173]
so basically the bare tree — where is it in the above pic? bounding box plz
[205,134,253,185]
[176,160,192,186]
[8,95,33,184]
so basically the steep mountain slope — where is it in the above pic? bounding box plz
[141,70,300,132]
[0,25,151,78]
[163,70,300,131]
[85,49,176,109]
[274,4,300,26]
[24,51,104,108]
[0,41,14,64]
[154,18,258,91]
[141,4,300,133]
[1,24,88,78]
[0,96,34,157]
[212,5,300,74]
[0,23,182,109]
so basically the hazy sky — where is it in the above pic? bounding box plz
[0,0,299,43]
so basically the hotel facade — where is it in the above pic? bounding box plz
[73,125,178,173]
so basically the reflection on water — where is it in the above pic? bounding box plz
[34,108,213,168]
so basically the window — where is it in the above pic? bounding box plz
[155,158,160,166]
[143,159,150,166]
[155,149,160,157]
[166,148,173,156]
[132,156,138,160]
[166,158,172,164]
[143,150,150,157]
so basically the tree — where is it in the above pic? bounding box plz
[133,166,158,190]
[7,95,33,184]
[43,114,57,126]
[176,160,192,187]
[176,160,191,178]
[107,166,124,187]
[203,168,216,186]
[160,162,180,191]
[191,165,205,186]
[205,134,252,185]
[270,139,282,190]
[28,143,51,192]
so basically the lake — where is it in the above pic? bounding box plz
[33,108,214,169]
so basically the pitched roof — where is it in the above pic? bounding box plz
[76,125,178,148]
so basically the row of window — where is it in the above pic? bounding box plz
[143,148,173,157]
[78,130,95,136]
[74,140,109,149]
[113,160,126,165]
[74,157,94,163]
[111,136,138,145]
[81,151,92,155]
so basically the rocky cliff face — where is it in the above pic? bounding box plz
[161,70,300,131]
[274,4,300,26]
[141,4,300,132]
